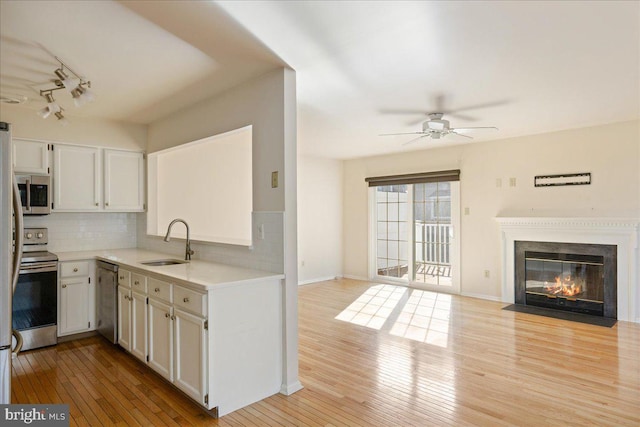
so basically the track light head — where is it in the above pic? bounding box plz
[36,56,95,124]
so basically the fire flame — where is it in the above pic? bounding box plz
[544,275,583,297]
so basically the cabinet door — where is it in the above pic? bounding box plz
[104,150,145,211]
[13,139,49,174]
[130,291,148,363]
[174,308,207,404]
[53,144,101,211]
[117,286,131,351]
[59,278,90,336]
[148,299,173,381]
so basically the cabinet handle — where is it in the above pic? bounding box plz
[73,268,78,272]
[171,315,175,320]
[154,288,160,293]
[95,202,99,206]
[62,284,67,288]
[183,297,190,303]
[119,276,124,280]
[134,280,139,285]
[165,313,170,318]
[105,202,109,207]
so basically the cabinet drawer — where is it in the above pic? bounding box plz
[148,277,172,303]
[173,286,207,317]
[118,269,131,288]
[60,261,89,278]
[131,273,147,293]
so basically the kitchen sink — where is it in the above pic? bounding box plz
[141,259,189,266]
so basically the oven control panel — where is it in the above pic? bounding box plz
[24,227,48,245]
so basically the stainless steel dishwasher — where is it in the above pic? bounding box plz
[96,261,118,343]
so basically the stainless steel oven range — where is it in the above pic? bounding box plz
[12,227,58,351]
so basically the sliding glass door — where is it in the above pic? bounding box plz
[371,177,460,294]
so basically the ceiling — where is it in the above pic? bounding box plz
[1,1,638,160]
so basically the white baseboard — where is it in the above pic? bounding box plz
[460,292,503,302]
[342,274,370,282]
[298,276,341,286]
[280,380,303,395]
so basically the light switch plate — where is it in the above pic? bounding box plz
[271,171,278,188]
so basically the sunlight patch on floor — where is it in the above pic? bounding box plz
[334,284,408,330]
[335,284,452,347]
[389,291,451,347]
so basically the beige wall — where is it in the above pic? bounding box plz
[146,68,289,212]
[343,120,640,300]
[297,155,343,284]
[0,105,146,150]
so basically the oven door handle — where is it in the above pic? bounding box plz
[19,263,58,274]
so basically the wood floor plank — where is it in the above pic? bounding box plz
[10,278,640,426]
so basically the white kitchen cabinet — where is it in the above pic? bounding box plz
[117,285,132,351]
[104,149,145,212]
[13,139,50,174]
[148,298,173,381]
[131,290,148,363]
[174,307,207,404]
[58,260,95,336]
[53,144,101,211]
[52,144,145,212]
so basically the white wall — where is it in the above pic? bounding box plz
[0,105,146,151]
[343,120,640,300]
[297,155,343,284]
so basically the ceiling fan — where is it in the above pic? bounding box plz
[380,112,498,145]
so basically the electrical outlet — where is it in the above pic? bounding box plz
[484,270,490,278]
[258,224,265,240]
[464,207,470,215]
[301,260,305,267]
[271,171,279,188]
[509,177,517,187]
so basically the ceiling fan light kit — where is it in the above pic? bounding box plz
[37,56,94,124]
[381,112,498,145]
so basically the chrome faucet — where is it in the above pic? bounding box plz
[164,218,194,260]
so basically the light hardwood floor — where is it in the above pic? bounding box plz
[11,278,640,426]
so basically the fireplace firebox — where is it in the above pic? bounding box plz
[515,241,617,319]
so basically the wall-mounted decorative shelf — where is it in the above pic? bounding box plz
[534,172,591,187]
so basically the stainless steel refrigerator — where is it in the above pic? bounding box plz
[1,121,24,403]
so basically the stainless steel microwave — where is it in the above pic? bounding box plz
[15,175,51,215]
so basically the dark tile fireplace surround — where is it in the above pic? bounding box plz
[515,241,617,319]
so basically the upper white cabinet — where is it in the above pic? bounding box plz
[104,149,145,212]
[53,144,101,211]
[13,139,50,175]
[52,144,144,212]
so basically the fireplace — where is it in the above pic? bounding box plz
[515,241,617,318]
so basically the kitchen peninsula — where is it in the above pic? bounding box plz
[57,248,285,418]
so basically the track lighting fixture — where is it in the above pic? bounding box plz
[37,56,94,124]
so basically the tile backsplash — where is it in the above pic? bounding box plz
[137,212,284,273]
[23,211,284,273]
[24,212,137,252]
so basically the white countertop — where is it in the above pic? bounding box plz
[56,248,284,291]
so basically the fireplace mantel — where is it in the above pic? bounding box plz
[496,217,639,323]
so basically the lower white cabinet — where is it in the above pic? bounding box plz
[173,307,207,403]
[117,285,132,350]
[111,262,282,417]
[119,272,208,404]
[131,290,148,362]
[58,260,95,336]
[148,298,173,381]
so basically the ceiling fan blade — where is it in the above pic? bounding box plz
[402,135,430,146]
[451,131,473,139]
[379,131,427,136]
[452,126,498,132]
[379,108,429,115]
[442,99,511,115]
